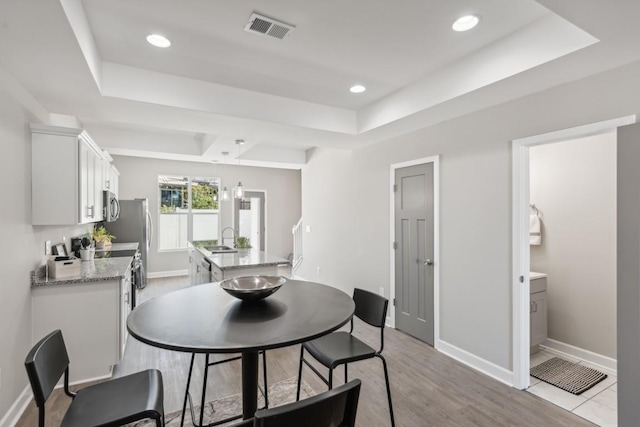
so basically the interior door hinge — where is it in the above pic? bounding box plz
[393,298,396,306]
[392,241,397,250]
[393,184,397,193]
[519,276,524,283]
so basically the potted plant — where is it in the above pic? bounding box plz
[235,236,252,249]
[92,225,115,249]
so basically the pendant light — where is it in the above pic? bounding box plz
[235,182,244,199]
[221,152,230,201]
[234,140,245,199]
[210,160,219,202]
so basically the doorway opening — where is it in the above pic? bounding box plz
[389,156,440,349]
[512,115,635,393]
[234,190,266,251]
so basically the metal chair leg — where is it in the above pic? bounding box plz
[296,346,304,401]
[262,351,269,408]
[328,368,333,390]
[344,363,348,384]
[377,354,395,427]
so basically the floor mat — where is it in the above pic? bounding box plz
[530,357,607,395]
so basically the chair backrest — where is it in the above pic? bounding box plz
[24,330,70,407]
[353,288,388,328]
[253,379,361,427]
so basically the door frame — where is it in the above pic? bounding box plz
[389,155,440,349]
[232,189,267,251]
[511,115,635,389]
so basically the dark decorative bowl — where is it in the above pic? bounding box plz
[220,275,286,301]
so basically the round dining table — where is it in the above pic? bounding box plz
[127,279,355,422]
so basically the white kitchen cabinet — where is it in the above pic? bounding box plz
[211,264,277,281]
[31,124,106,225]
[109,164,120,198]
[188,244,198,285]
[189,245,215,285]
[32,280,121,382]
[79,137,105,223]
[120,267,132,357]
[101,154,120,197]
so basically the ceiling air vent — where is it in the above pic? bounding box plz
[244,13,295,40]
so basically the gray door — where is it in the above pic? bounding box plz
[395,163,434,345]
[617,121,640,426]
[234,191,266,251]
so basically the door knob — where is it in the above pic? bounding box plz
[424,259,433,266]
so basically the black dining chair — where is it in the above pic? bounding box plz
[183,350,269,427]
[24,330,165,427]
[235,379,361,427]
[296,288,395,426]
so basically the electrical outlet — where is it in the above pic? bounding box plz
[45,240,52,255]
[379,287,384,297]
[316,266,321,275]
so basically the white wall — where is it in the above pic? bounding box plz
[530,132,616,358]
[300,58,640,372]
[111,155,301,274]
[0,80,91,422]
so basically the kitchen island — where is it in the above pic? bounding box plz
[189,241,289,284]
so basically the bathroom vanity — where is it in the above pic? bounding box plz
[530,272,548,354]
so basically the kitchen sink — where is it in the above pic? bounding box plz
[205,245,238,253]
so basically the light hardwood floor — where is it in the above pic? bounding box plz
[17,276,595,426]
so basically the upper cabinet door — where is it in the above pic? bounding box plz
[31,124,110,225]
[78,136,105,223]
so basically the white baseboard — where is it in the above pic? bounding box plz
[542,339,617,373]
[148,270,187,279]
[0,372,113,427]
[438,339,513,387]
[0,385,31,427]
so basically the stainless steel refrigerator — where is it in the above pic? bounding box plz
[104,199,152,284]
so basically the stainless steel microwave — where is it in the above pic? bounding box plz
[103,191,120,222]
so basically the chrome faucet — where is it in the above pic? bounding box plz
[221,227,237,247]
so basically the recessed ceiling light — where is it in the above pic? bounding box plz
[146,34,171,48]
[452,15,479,32]
[235,139,245,145]
[350,85,366,93]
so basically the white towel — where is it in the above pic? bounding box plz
[530,213,541,245]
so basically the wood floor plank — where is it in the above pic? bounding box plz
[16,276,595,426]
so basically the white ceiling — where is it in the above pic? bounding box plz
[0,0,639,168]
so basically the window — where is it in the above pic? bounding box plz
[158,175,220,250]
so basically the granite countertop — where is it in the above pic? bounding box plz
[94,242,139,253]
[32,257,133,287]
[195,245,289,271]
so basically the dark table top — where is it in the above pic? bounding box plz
[127,279,355,353]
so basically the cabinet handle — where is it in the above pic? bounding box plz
[124,292,129,304]
[532,301,538,313]
[530,302,533,314]
[197,265,200,273]
[105,179,110,189]
[424,259,433,266]
[86,205,95,218]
